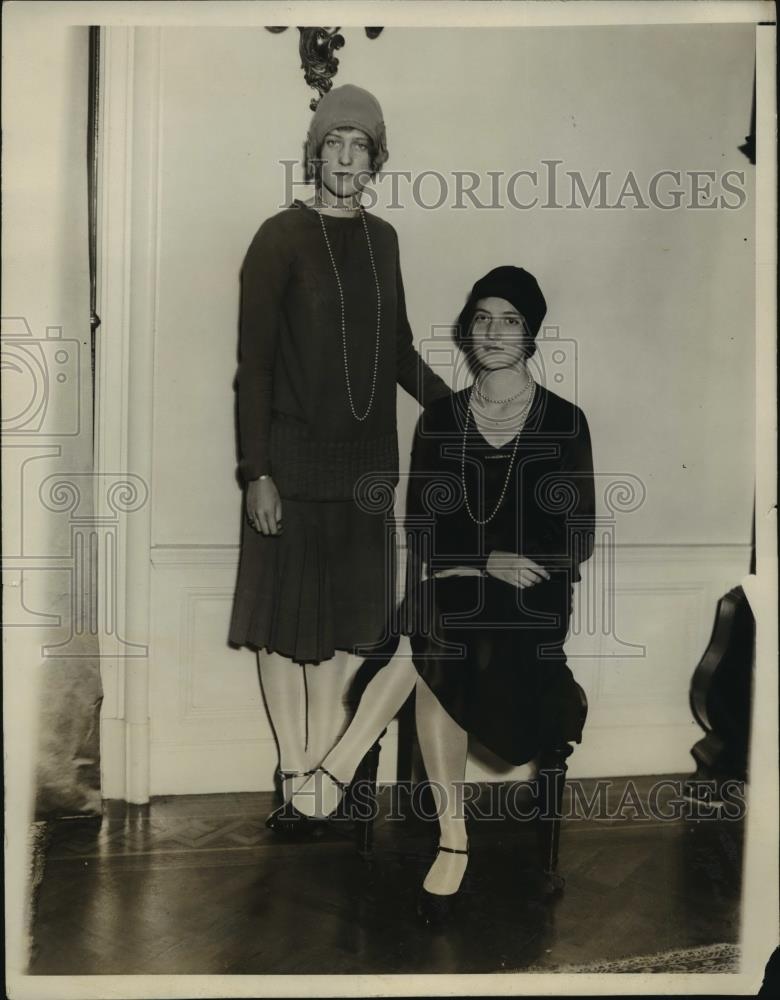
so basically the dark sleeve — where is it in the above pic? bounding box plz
[401,415,435,628]
[235,219,292,485]
[393,238,451,406]
[527,408,596,573]
[568,410,596,567]
[404,414,429,568]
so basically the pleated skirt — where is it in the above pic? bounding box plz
[408,574,584,765]
[228,498,396,665]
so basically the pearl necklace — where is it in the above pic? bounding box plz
[317,206,382,421]
[314,202,360,212]
[475,370,533,405]
[461,379,536,525]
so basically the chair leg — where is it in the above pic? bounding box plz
[395,692,416,821]
[350,691,417,857]
[353,736,383,858]
[536,744,574,893]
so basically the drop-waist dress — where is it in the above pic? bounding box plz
[228,202,450,665]
[404,385,595,764]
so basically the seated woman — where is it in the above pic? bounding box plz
[405,265,595,925]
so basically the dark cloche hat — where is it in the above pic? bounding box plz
[463,266,547,336]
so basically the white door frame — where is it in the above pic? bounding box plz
[95,26,162,803]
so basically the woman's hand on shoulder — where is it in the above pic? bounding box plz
[246,477,283,536]
[485,551,550,589]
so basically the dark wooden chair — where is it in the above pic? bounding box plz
[348,676,589,894]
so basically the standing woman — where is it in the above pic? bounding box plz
[405,266,595,923]
[228,85,450,819]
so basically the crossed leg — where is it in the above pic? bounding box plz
[291,637,419,817]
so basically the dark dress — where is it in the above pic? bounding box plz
[404,385,595,764]
[228,202,450,664]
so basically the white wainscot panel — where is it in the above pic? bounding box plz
[148,544,751,791]
[148,547,277,795]
[183,592,263,715]
[567,545,751,777]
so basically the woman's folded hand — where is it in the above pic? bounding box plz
[485,550,550,589]
[432,566,485,579]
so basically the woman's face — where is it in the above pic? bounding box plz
[470,297,530,371]
[318,127,373,200]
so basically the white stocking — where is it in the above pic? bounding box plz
[257,650,307,797]
[302,650,362,767]
[415,676,470,895]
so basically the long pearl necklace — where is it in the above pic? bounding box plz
[461,378,536,525]
[317,206,382,421]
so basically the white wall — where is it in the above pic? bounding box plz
[152,24,755,549]
[2,14,98,972]
[97,25,756,791]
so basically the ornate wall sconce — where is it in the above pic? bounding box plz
[738,70,756,166]
[265,26,384,109]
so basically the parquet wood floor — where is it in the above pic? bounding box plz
[28,774,744,975]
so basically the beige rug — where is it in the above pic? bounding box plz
[526,942,740,974]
